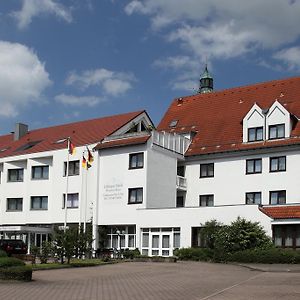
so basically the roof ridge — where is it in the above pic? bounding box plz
[174,76,300,102]
[22,110,144,135]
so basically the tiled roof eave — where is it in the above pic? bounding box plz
[185,140,300,158]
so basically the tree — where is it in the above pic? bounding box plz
[214,217,272,253]
[200,219,223,249]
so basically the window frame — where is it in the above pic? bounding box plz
[64,160,80,176]
[269,190,286,205]
[6,198,23,211]
[128,187,143,204]
[268,124,285,140]
[62,193,79,209]
[129,152,144,170]
[270,156,286,173]
[248,127,263,142]
[245,192,262,205]
[246,158,262,175]
[199,194,214,207]
[32,165,49,180]
[200,163,214,178]
[7,168,24,182]
[30,196,48,210]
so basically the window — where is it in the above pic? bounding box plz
[200,163,214,178]
[169,120,178,128]
[128,188,143,204]
[15,140,42,152]
[129,153,144,169]
[63,193,79,208]
[7,198,23,211]
[269,124,285,139]
[176,196,184,208]
[7,168,24,182]
[246,159,262,174]
[270,156,286,172]
[31,196,48,210]
[270,190,286,205]
[64,160,79,176]
[199,194,214,207]
[32,166,49,179]
[248,127,263,142]
[246,192,261,205]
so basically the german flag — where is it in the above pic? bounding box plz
[82,155,91,170]
[87,147,94,164]
[69,140,76,155]
[82,155,87,169]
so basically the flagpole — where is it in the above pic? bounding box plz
[84,162,88,234]
[64,137,70,232]
[79,150,85,232]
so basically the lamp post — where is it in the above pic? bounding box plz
[116,229,125,259]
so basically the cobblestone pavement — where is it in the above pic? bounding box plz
[1,262,300,300]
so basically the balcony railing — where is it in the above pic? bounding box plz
[176,175,187,190]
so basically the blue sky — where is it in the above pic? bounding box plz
[0,0,300,134]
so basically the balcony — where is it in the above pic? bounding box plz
[176,175,187,191]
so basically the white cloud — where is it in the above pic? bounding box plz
[273,47,300,71]
[66,68,136,96]
[12,0,72,29]
[55,94,104,107]
[125,0,300,91]
[0,41,51,117]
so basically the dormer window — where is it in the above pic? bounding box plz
[269,124,285,140]
[248,127,263,142]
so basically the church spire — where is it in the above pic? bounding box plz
[199,64,213,94]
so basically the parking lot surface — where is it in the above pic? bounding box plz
[1,261,300,300]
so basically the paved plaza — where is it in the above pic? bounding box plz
[1,262,300,300]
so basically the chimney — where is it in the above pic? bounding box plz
[14,123,28,141]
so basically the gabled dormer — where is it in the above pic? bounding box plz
[243,101,291,143]
[108,111,154,138]
[266,101,291,140]
[243,103,264,143]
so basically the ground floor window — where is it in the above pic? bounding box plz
[106,225,136,250]
[141,227,180,257]
[191,227,206,248]
[273,224,300,249]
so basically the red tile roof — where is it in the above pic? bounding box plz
[260,205,300,219]
[0,111,144,159]
[158,77,300,156]
[95,135,150,150]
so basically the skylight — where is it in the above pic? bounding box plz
[169,120,178,128]
[15,140,42,152]
[54,138,68,144]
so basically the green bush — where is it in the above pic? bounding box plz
[0,265,32,281]
[123,248,140,259]
[0,257,25,268]
[174,248,214,261]
[227,248,300,264]
[214,217,273,254]
[0,250,7,257]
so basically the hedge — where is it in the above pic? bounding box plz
[0,257,25,268]
[174,247,300,264]
[0,265,32,281]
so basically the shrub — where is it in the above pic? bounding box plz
[173,248,214,261]
[214,217,273,254]
[200,220,223,249]
[0,257,25,268]
[40,241,52,264]
[227,248,300,264]
[0,265,32,281]
[0,250,7,257]
[123,248,140,259]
